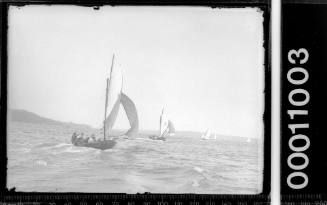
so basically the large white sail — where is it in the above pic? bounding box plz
[121,93,139,137]
[159,108,169,136]
[104,55,123,138]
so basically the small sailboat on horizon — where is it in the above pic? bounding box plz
[201,129,217,140]
[72,54,139,150]
[149,108,175,141]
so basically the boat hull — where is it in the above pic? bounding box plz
[148,135,166,141]
[72,133,116,150]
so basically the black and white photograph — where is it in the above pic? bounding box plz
[6,5,266,194]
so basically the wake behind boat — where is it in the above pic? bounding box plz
[149,108,175,141]
[72,55,139,150]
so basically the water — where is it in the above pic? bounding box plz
[7,121,263,194]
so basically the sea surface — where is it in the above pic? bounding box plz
[7,121,263,194]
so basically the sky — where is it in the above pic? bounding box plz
[8,6,265,138]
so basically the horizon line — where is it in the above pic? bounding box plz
[7,108,254,138]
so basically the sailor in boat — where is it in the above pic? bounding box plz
[71,54,139,150]
[74,132,86,142]
[87,135,96,143]
[149,108,175,141]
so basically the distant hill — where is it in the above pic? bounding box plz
[9,109,58,124]
[8,109,93,129]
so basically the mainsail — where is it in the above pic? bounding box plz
[104,55,123,138]
[103,54,138,139]
[160,108,169,136]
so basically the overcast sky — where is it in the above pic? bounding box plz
[8,6,264,138]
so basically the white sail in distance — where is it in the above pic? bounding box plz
[160,108,169,136]
[201,129,218,140]
[159,108,175,137]
[201,129,211,139]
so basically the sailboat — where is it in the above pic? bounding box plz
[149,108,175,141]
[71,54,139,150]
[201,129,217,140]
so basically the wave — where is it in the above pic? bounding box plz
[33,142,59,148]
[60,146,88,153]
[33,142,96,154]
[34,160,48,167]
[193,166,204,174]
[53,143,71,148]
[187,167,210,186]
[124,174,150,193]
[123,173,182,193]
[133,137,158,142]
[20,148,31,153]
[191,179,200,187]
[52,145,94,154]
[191,166,208,178]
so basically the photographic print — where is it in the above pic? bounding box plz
[6,5,266,194]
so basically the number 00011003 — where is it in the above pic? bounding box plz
[286,48,310,190]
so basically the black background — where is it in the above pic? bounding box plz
[282,3,327,200]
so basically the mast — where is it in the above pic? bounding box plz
[104,54,115,140]
[159,108,164,135]
[104,78,109,140]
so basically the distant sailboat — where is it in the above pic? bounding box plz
[72,54,139,150]
[246,138,252,143]
[201,129,217,140]
[149,108,175,141]
[167,121,176,137]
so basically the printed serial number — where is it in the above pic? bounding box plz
[286,48,310,190]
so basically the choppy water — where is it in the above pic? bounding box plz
[7,122,263,194]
